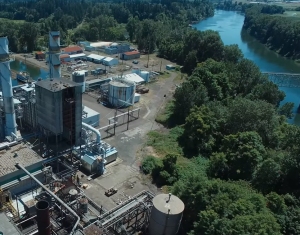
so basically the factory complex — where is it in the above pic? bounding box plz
[0,32,184,235]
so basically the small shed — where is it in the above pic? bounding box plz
[103,57,119,66]
[166,64,176,70]
[82,106,100,127]
[35,51,45,60]
[122,51,140,60]
[60,54,71,63]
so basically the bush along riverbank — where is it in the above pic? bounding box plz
[243,5,300,61]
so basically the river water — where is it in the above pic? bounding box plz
[194,10,300,124]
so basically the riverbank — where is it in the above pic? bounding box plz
[13,53,49,71]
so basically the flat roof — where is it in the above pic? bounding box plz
[124,73,144,83]
[86,77,112,85]
[70,53,86,58]
[87,54,106,61]
[35,78,80,92]
[0,143,43,177]
[83,106,99,118]
[103,57,114,62]
[62,46,83,53]
[90,41,112,48]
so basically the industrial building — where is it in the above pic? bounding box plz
[86,54,106,64]
[102,57,118,67]
[61,46,84,55]
[69,53,86,61]
[60,54,70,63]
[104,43,130,55]
[122,50,141,60]
[0,33,186,235]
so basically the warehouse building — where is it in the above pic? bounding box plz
[103,57,119,66]
[61,46,83,55]
[105,43,130,55]
[69,53,86,61]
[90,41,112,51]
[122,50,140,60]
[87,54,106,64]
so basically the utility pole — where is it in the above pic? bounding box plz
[127,107,130,130]
[160,60,162,72]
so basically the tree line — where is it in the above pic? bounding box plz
[142,24,300,234]
[0,0,214,54]
[244,4,300,60]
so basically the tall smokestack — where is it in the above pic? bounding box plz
[0,36,17,136]
[48,31,61,78]
[35,200,51,235]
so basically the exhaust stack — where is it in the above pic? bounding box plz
[48,31,61,78]
[35,200,51,235]
[0,36,17,136]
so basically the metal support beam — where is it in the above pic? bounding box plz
[15,163,80,235]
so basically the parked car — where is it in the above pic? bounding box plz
[132,60,139,64]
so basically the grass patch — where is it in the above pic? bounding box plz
[147,126,184,156]
[0,18,25,23]
[155,100,175,125]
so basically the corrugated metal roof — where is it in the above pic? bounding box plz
[124,50,140,55]
[69,53,86,58]
[124,73,144,83]
[62,46,83,53]
[87,54,106,61]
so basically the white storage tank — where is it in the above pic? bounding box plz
[140,71,150,83]
[108,78,136,107]
[132,68,141,75]
[72,70,86,93]
[149,193,184,235]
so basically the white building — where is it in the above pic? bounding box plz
[86,54,106,64]
[124,73,145,84]
[69,53,86,61]
[103,57,119,66]
[82,106,100,127]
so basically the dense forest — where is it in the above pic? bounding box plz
[243,4,300,59]
[0,0,214,55]
[141,5,300,234]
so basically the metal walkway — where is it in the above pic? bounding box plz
[263,72,300,88]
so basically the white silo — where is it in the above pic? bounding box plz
[48,31,61,78]
[140,71,150,83]
[108,77,136,107]
[149,193,184,235]
[72,71,86,93]
[0,36,17,136]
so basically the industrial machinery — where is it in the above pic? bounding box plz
[105,188,118,197]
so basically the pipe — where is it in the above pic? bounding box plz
[0,36,17,135]
[15,163,80,235]
[82,122,101,143]
[36,200,51,235]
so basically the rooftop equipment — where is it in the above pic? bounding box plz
[0,36,17,137]
[72,71,86,93]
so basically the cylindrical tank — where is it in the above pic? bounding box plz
[35,200,51,235]
[140,71,150,83]
[69,189,78,201]
[72,71,86,93]
[149,194,184,235]
[79,196,88,213]
[132,68,141,75]
[108,79,135,107]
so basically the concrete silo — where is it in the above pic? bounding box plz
[149,193,184,235]
[108,77,136,107]
[72,71,86,93]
